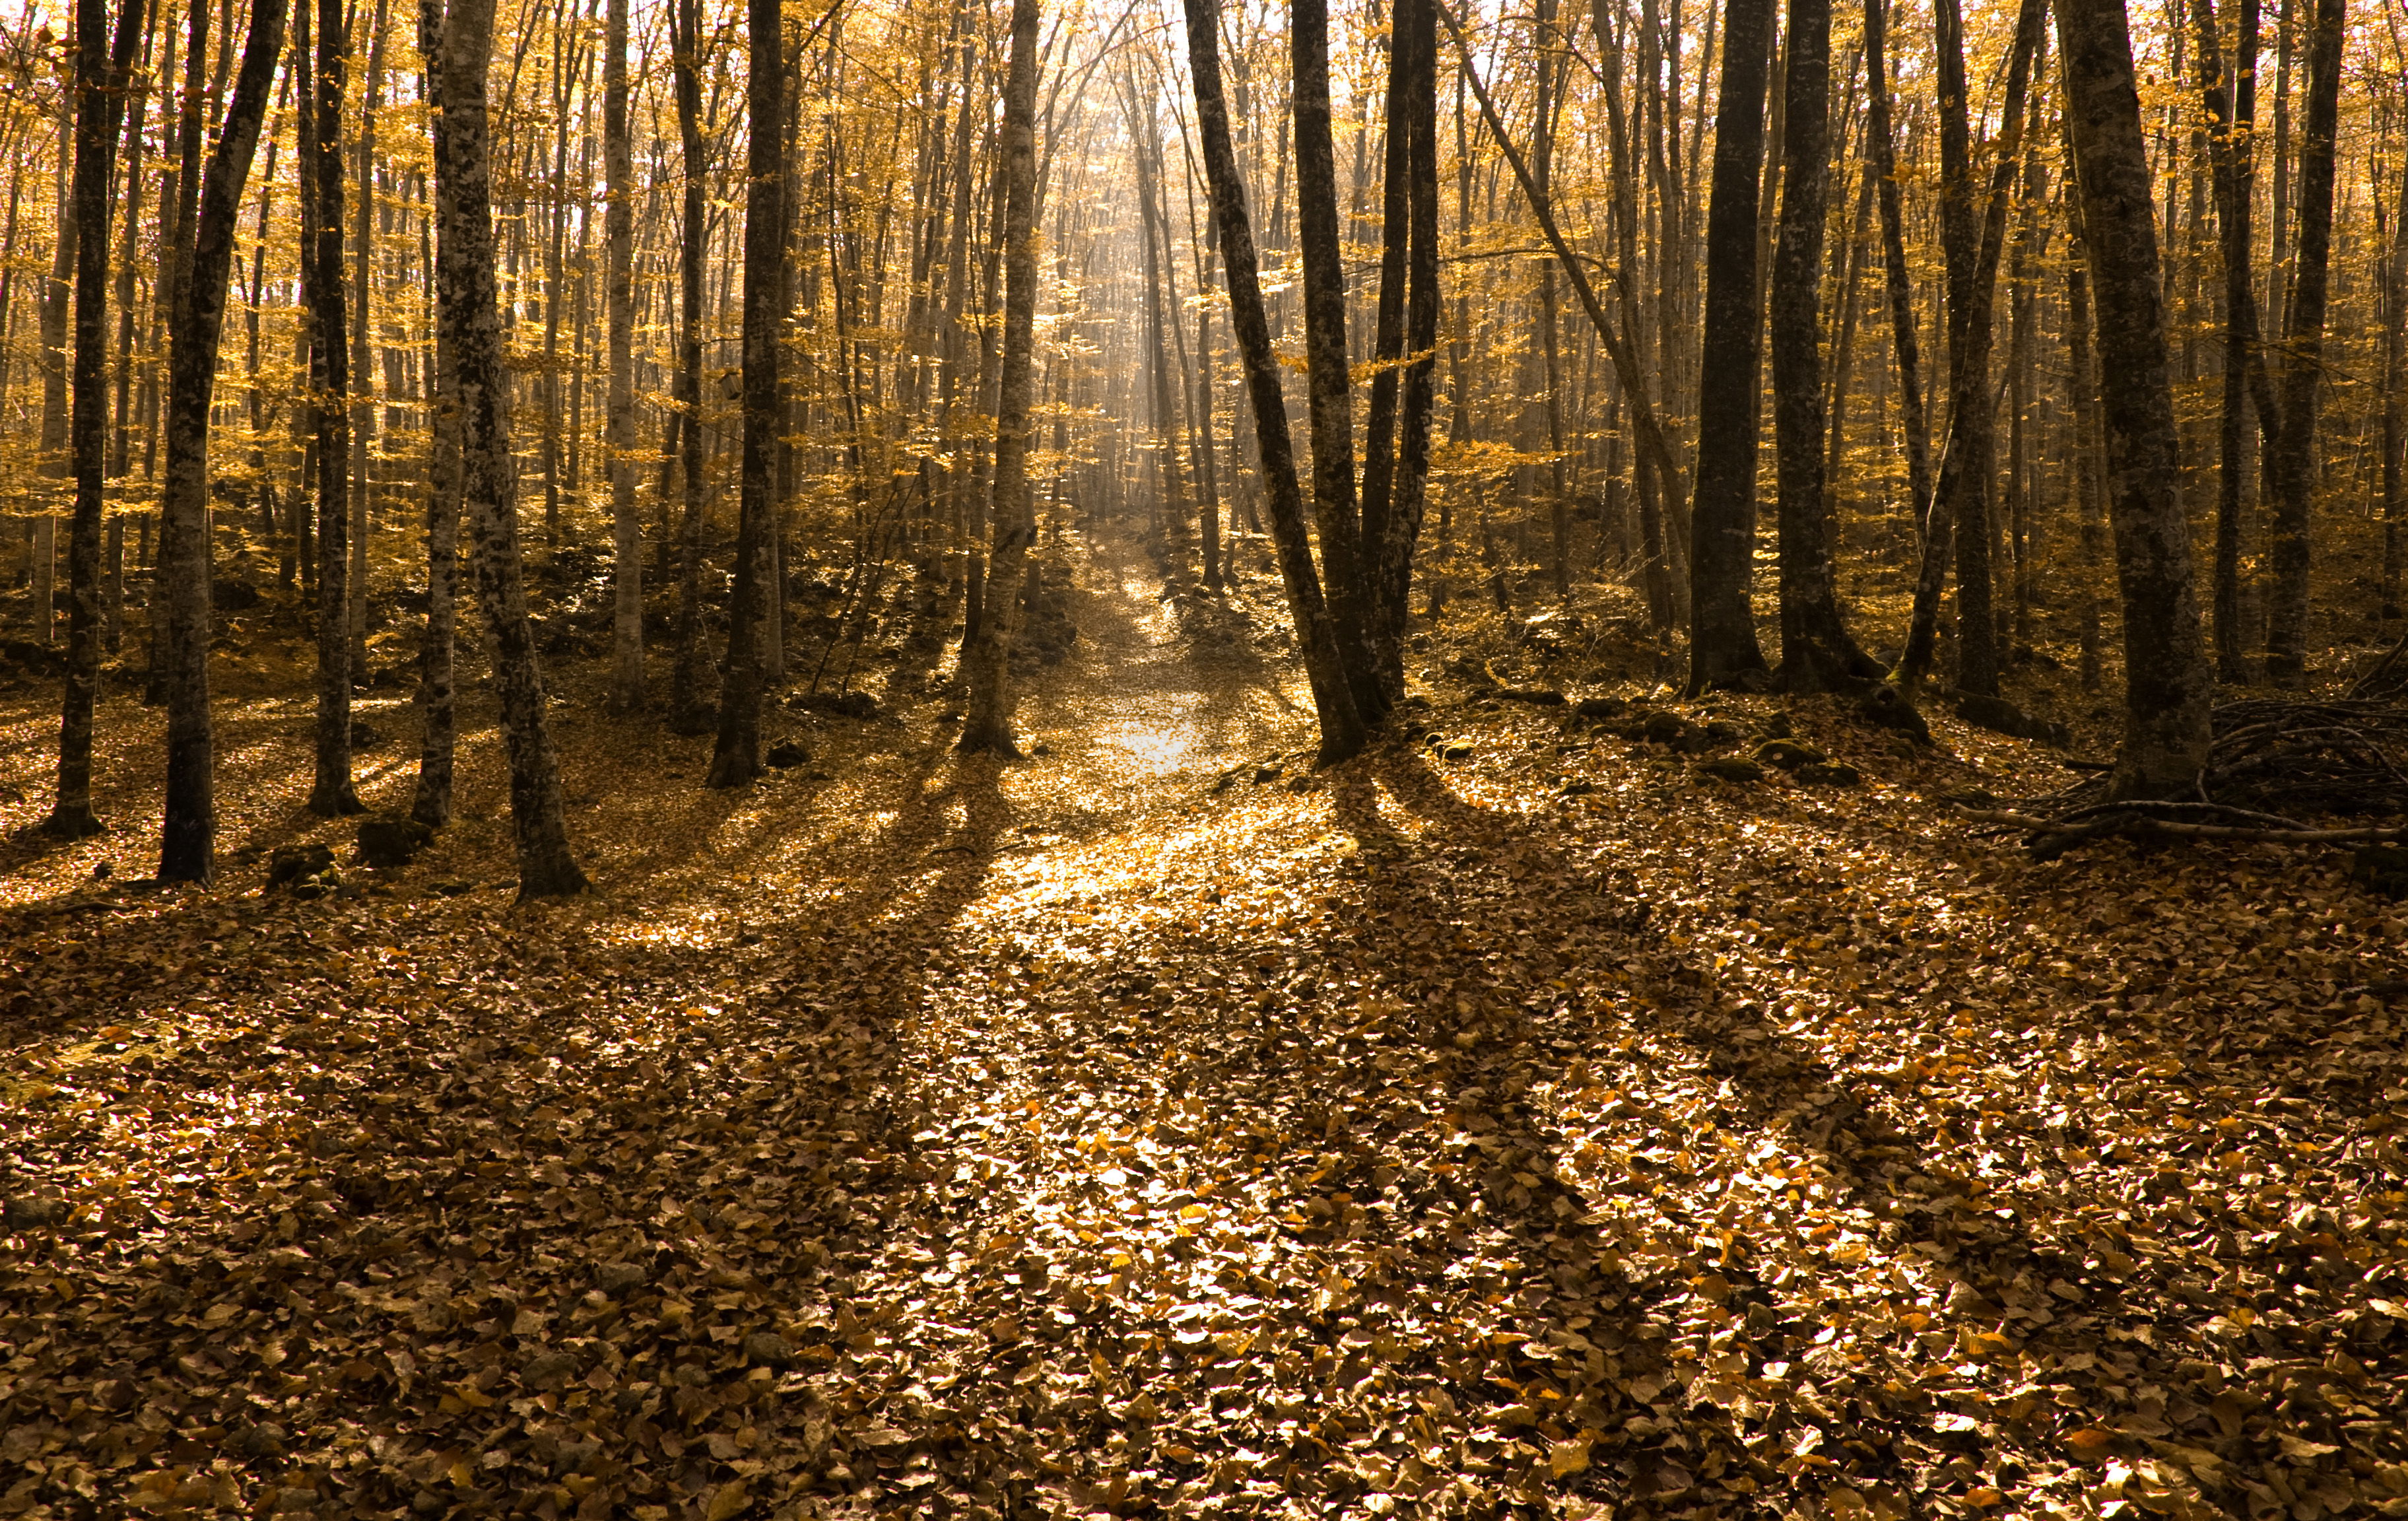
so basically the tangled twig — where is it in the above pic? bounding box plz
[1961,695,2408,853]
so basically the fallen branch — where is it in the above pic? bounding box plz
[1958,806,2408,846]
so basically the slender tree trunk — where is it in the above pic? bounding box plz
[957,0,1042,755]
[1182,0,1365,762]
[2259,0,2342,687]
[1379,0,1441,684]
[157,0,288,882]
[49,0,145,838]
[349,0,387,679]
[302,0,360,815]
[412,0,459,829]
[1359,0,1424,695]
[107,33,147,484]
[1684,0,1778,691]
[36,101,73,654]
[705,0,783,787]
[432,0,587,896]
[1130,88,1191,575]
[1291,0,1382,719]
[2058,0,2213,796]
[2382,147,2405,619]
[665,0,712,733]
[2193,0,2265,678]
[604,0,641,708]
[1771,0,1876,690]
[1898,0,2043,691]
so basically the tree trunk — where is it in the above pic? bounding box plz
[1182,0,1365,763]
[957,0,1042,755]
[349,0,387,681]
[157,0,288,882]
[1291,0,1382,719]
[412,0,459,830]
[1360,0,1437,696]
[604,0,641,708]
[49,0,143,840]
[302,0,360,815]
[1896,0,2039,688]
[1382,0,1441,683]
[2058,0,2213,797]
[1898,0,2043,694]
[2192,0,2266,679]
[2382,147,2405,620]
[1684,0,1778,691]
[432,0,587,896]
[665,0,713,734]
[1864,0,1931,632]
[705,0,784,788]
[2259,0,2341,687]
[106,27,147,484]
[1770,0,1877,691]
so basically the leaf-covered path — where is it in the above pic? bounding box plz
[3,537,2406,1521]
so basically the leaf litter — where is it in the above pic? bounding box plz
[2,533,2405,1521]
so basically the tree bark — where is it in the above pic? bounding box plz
[432,0,587,896]
[604,0,641,709]
[157,0,288,882]
[1770,0,1878,691]
[2382,147,2405,621]
[2259,0,2341,687]
[1182,0,1365,763]
[48,0,145,839]
[1361,0,1438,696]
[302,0,360,815]
[1863,0,1932,618]
[705,0,784,787]
[1684,0,1777,691]
[664,0,713,733]
[2057,0,2213,797]
[1899,0,2044,694]
[2191,0,2267,679]
[411,0,459,830]
[349,0,387,679]
[957,0,1042,756]
[1291,0,1382,720]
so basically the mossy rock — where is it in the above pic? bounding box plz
[356,815,435,869]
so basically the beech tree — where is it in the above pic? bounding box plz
[430,0,586,896]
[2057,0,2212,796]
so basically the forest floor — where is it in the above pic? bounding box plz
[1,532,2405,1521]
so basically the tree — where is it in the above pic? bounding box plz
[603,0,641,711]
[1182,0,1366,764]
[156,0,292,882]
[1898,0,2046,694]
[2057,0,2213,797]
[957,0,1042,755]
[412,0,461,830]
[2191,0,2267,679]
[46,0,142,838]
[1290,0,1383,720]
[2260,0,2343,687]
[705,0,785,787]
[1769,0,1878,691]
[302,0,362,817]
[663,0,714,735]
[1684,0,1778,692]
[1360,0,1440,700]
[430,0,587,896]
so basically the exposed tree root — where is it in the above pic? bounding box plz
[1959,695,2408,854]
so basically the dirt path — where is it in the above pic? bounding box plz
[2,535,2403,1521]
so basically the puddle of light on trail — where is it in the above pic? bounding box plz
[1096,718,1199,775]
